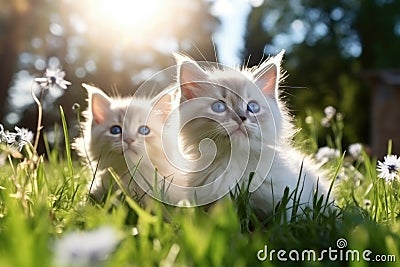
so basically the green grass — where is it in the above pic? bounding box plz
[0,109,400,267]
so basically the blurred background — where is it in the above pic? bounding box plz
[0,0,399,156]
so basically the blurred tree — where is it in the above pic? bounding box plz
[0,0,218,153]
[0,0,38,120]
[243,0,399,148]
[354,0,400,69]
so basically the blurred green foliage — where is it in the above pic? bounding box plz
[243,0,400,148]
[0,109,400,266]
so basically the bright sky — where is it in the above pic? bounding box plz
[211,0,264,66]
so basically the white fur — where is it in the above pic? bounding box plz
[73,84,158,203]
[73,52,335,216]
[170,51,334,215]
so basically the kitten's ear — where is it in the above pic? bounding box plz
[152,88,181,121]
[253,50,284,98]
[175,54,208,100]
[82,83,111,124]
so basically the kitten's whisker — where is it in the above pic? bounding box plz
[244,55,251,70]
[280,85,308,90]
[245,124,259,132]
[257,53,269,69]
[211,37,218,63]
[111,143,123,151]
[201,127,227,140]
[191,42,214,70]
[110,84,120,98]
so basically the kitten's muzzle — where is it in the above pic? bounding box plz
[233,116,247,125]
[230,124,248,137]
[124,138,135,146]
[124,138,135,148]
[232,110,247,124]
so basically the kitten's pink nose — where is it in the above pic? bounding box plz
[233,110,247,124]
[124,138,135,145]
[233,115,247,124]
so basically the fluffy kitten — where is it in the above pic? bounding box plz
[173,51,334,216]
[73,84,170,203]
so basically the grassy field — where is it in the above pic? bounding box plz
[0,107,400,267]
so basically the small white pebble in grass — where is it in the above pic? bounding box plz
[53,226,120,267]
[315,146,340,163]
[377,154,400,182]
[348,143,363,159]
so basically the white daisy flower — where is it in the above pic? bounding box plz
[0,124,7,143]
[35,67,71,90]
[377,155,400,182]
[2,131,14,145]
[324,106,336,120]
[321,117,331,128]
[305,116,314,124]
[348,143,363,159]
[0,124,33,151]
[321,106,338,128]
[7,126,34,151]
[53,226,120,267]
[316,146,340,163]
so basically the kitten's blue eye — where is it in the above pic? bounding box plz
[110,125,122,135]
[211,101,226,113]
[138,125,150,135]
[247,101,260,113]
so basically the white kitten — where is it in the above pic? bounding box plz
[171,51,334,216]
[73,84,153,203]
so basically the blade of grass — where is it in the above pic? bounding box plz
[323,152,344,212]
[108,168,158,224]
[387,139,392,155]
[59,106,73,178]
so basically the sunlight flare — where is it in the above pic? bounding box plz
[98,0,162,30]
[84,0,169,41]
